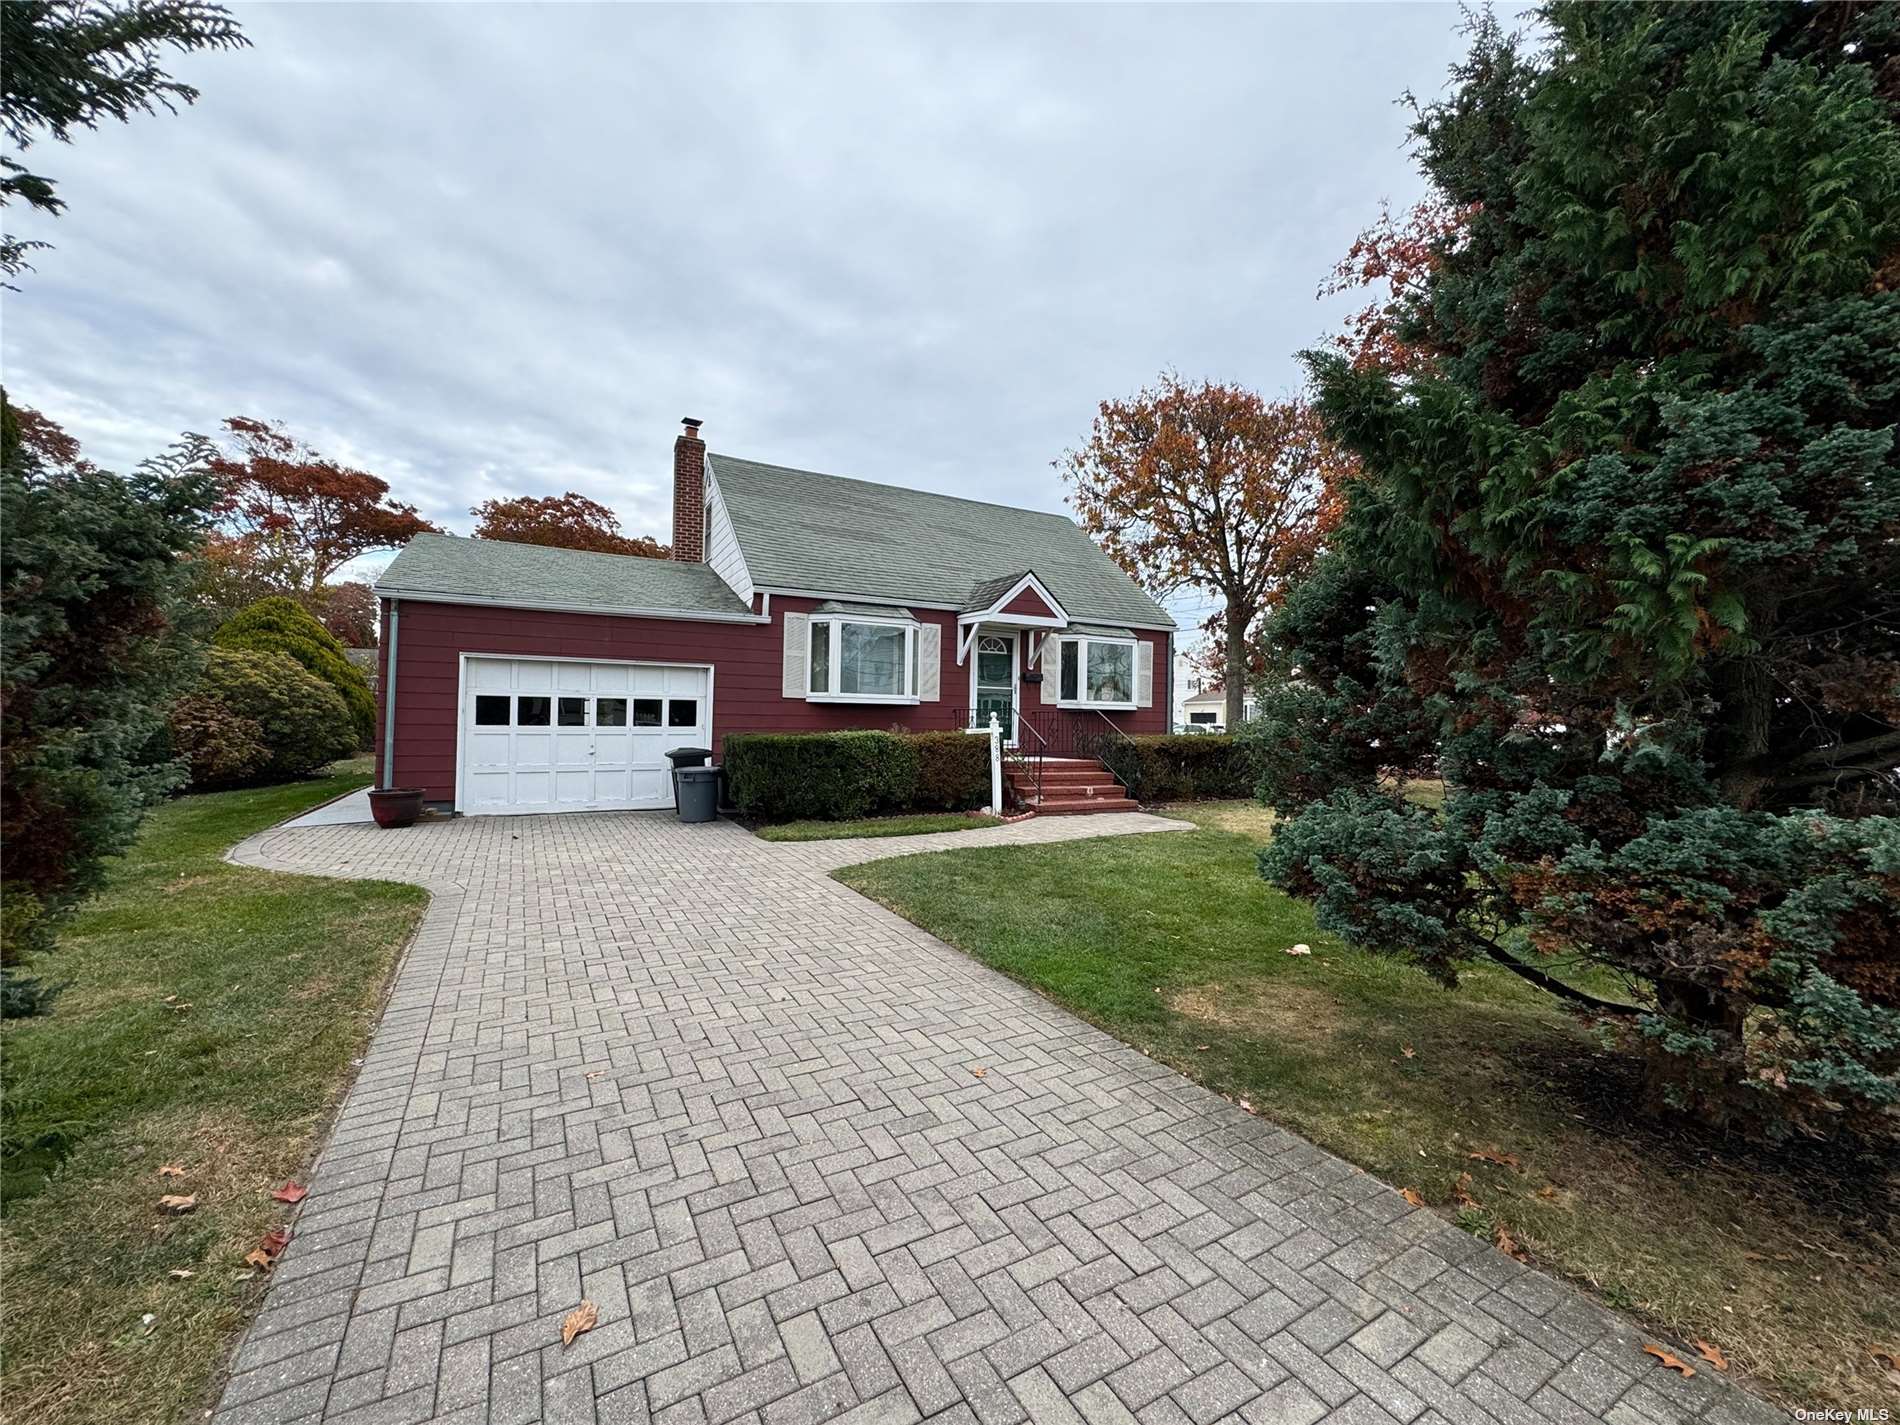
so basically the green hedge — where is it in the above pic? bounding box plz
[1097,734,1257,802]
[724,730,989,821]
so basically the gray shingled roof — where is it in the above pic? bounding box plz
[375,533,754,618]
[961,571,1033,613]
[711,455,1174,629]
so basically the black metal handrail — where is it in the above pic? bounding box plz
[951,706,1039,810]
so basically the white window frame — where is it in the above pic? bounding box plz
[806,613,920,704]
[1056,635,1138,711]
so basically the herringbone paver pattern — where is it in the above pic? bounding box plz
[214,810,1783,1425]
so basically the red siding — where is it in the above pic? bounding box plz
[377,596,1167,806]
[1000,586,1057,618]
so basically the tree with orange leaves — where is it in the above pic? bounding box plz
[208,417,437,593]
[1060,373,1352,730]
[1319,199,1473,377]
[471,491,668,559]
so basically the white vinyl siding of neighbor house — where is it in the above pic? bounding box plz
[703,469,754,605]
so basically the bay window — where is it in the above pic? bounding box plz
[808,615,919,702]
[1056,634,1137,709]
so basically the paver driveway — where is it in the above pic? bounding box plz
[215,810,1780,1425]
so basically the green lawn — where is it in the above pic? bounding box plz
[0,759,427,1425]
[753,811,1004,842]
[836,801,1899,1412]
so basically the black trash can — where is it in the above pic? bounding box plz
[675,766,720,824]
[665,746,713,806]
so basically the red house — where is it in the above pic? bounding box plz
[373,419,1176,814]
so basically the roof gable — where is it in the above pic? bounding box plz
[710,453,1173,630]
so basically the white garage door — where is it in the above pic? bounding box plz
[459,657,710,814]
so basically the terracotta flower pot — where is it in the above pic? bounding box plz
[368,787,425,829]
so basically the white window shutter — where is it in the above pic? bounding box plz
[782,612,809,697]
[1136,640,1155,708]
[919,624,941,701]
[1042,636,1063,706]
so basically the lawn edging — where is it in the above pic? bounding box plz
[751,811,1005,843]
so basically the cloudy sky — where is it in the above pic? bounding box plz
[6,2,1475,627]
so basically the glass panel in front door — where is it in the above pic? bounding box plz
[975,636,1013,731]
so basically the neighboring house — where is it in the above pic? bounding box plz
[372,419,1176,814]
[1180,683,1256,732]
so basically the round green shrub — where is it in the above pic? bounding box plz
[214,595,375,748]
[168,692,271,789]
[193,648,357,783]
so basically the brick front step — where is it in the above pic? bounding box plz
[1030,795,1141,815]
[1005,756,1139,814]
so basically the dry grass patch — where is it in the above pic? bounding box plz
[1168,980,1347,1045]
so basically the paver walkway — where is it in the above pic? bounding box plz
[215,810,1781,1425]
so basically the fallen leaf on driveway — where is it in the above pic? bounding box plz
[1401,1188,1427,1208]
[970,1066,988,1078]
[156,1195,197,1215]
[584,1070,606,1081]
[1467,1148,1522,1171]
[243,1249,275,1271]
[157,1164,187,1179]
[562,1300,599,1347]
[260,1227,291,1256]
[1693,1340,1728,1370]
[271,1182,308,1204]
[1642,1344,1695,1377]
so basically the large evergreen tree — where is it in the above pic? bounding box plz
[0,395,219,1009]
[1257,4,1900,1138]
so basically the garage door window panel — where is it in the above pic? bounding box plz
[596,698,627,727]
[517,696,551,726]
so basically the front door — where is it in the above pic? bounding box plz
[973,633,1015,738]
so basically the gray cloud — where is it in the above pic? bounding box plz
[5,1,1470,611]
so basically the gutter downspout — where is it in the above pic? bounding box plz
[380,598,399,789]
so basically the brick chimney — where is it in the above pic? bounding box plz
[671,417,706,562]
